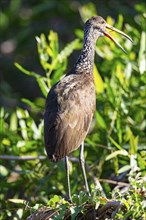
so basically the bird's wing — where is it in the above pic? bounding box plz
[44,74,95,161]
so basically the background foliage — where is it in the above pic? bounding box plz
[0,0,146,219]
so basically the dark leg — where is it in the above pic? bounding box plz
[79,142,90,195]
[65,156,72,202]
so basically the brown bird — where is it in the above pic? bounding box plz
[44,16,133,201]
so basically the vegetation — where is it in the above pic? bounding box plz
[0,1,146,219]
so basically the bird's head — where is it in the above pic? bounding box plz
[84,16,133,53]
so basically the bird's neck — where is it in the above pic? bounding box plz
[75,30,97,74]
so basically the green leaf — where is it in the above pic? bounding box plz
[95,111,107,129]
[70,206,80,220]
[15,62,39,78]
[36,77,49,97]
[16,108,29,119]
[106,150,128,160]
[21,98,38,109]
[113,155,119,175]
[116,117,122,144]
[47,195,62,208]
[137,153,146,175]
[2,138,11,146]
[8,199,26,204]
[105,79,115,105]
[118,165,131,174]
[93,64,104,93]
[48,30,59,59]
[138,31,146,74]
[109,136,123,150]
[116,14,124,30]
[125,128,138,154]
[10,112,17,131]
[0,165,8,176]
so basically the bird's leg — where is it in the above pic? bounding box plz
[79,142,90,196]
[65,156,72,202]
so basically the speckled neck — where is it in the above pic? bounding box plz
[75,28,97,74]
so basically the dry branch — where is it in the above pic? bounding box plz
[0,155,46,161]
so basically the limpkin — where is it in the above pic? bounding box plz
[44,16,133,201]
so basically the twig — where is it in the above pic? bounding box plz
[0,155,46,161]
[99,178,129,186]
[96,144,112,151]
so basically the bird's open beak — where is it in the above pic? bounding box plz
[104,23,133,53]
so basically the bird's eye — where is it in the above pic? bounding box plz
[94,26,100,31]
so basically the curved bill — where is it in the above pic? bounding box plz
[104,23,133,53]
